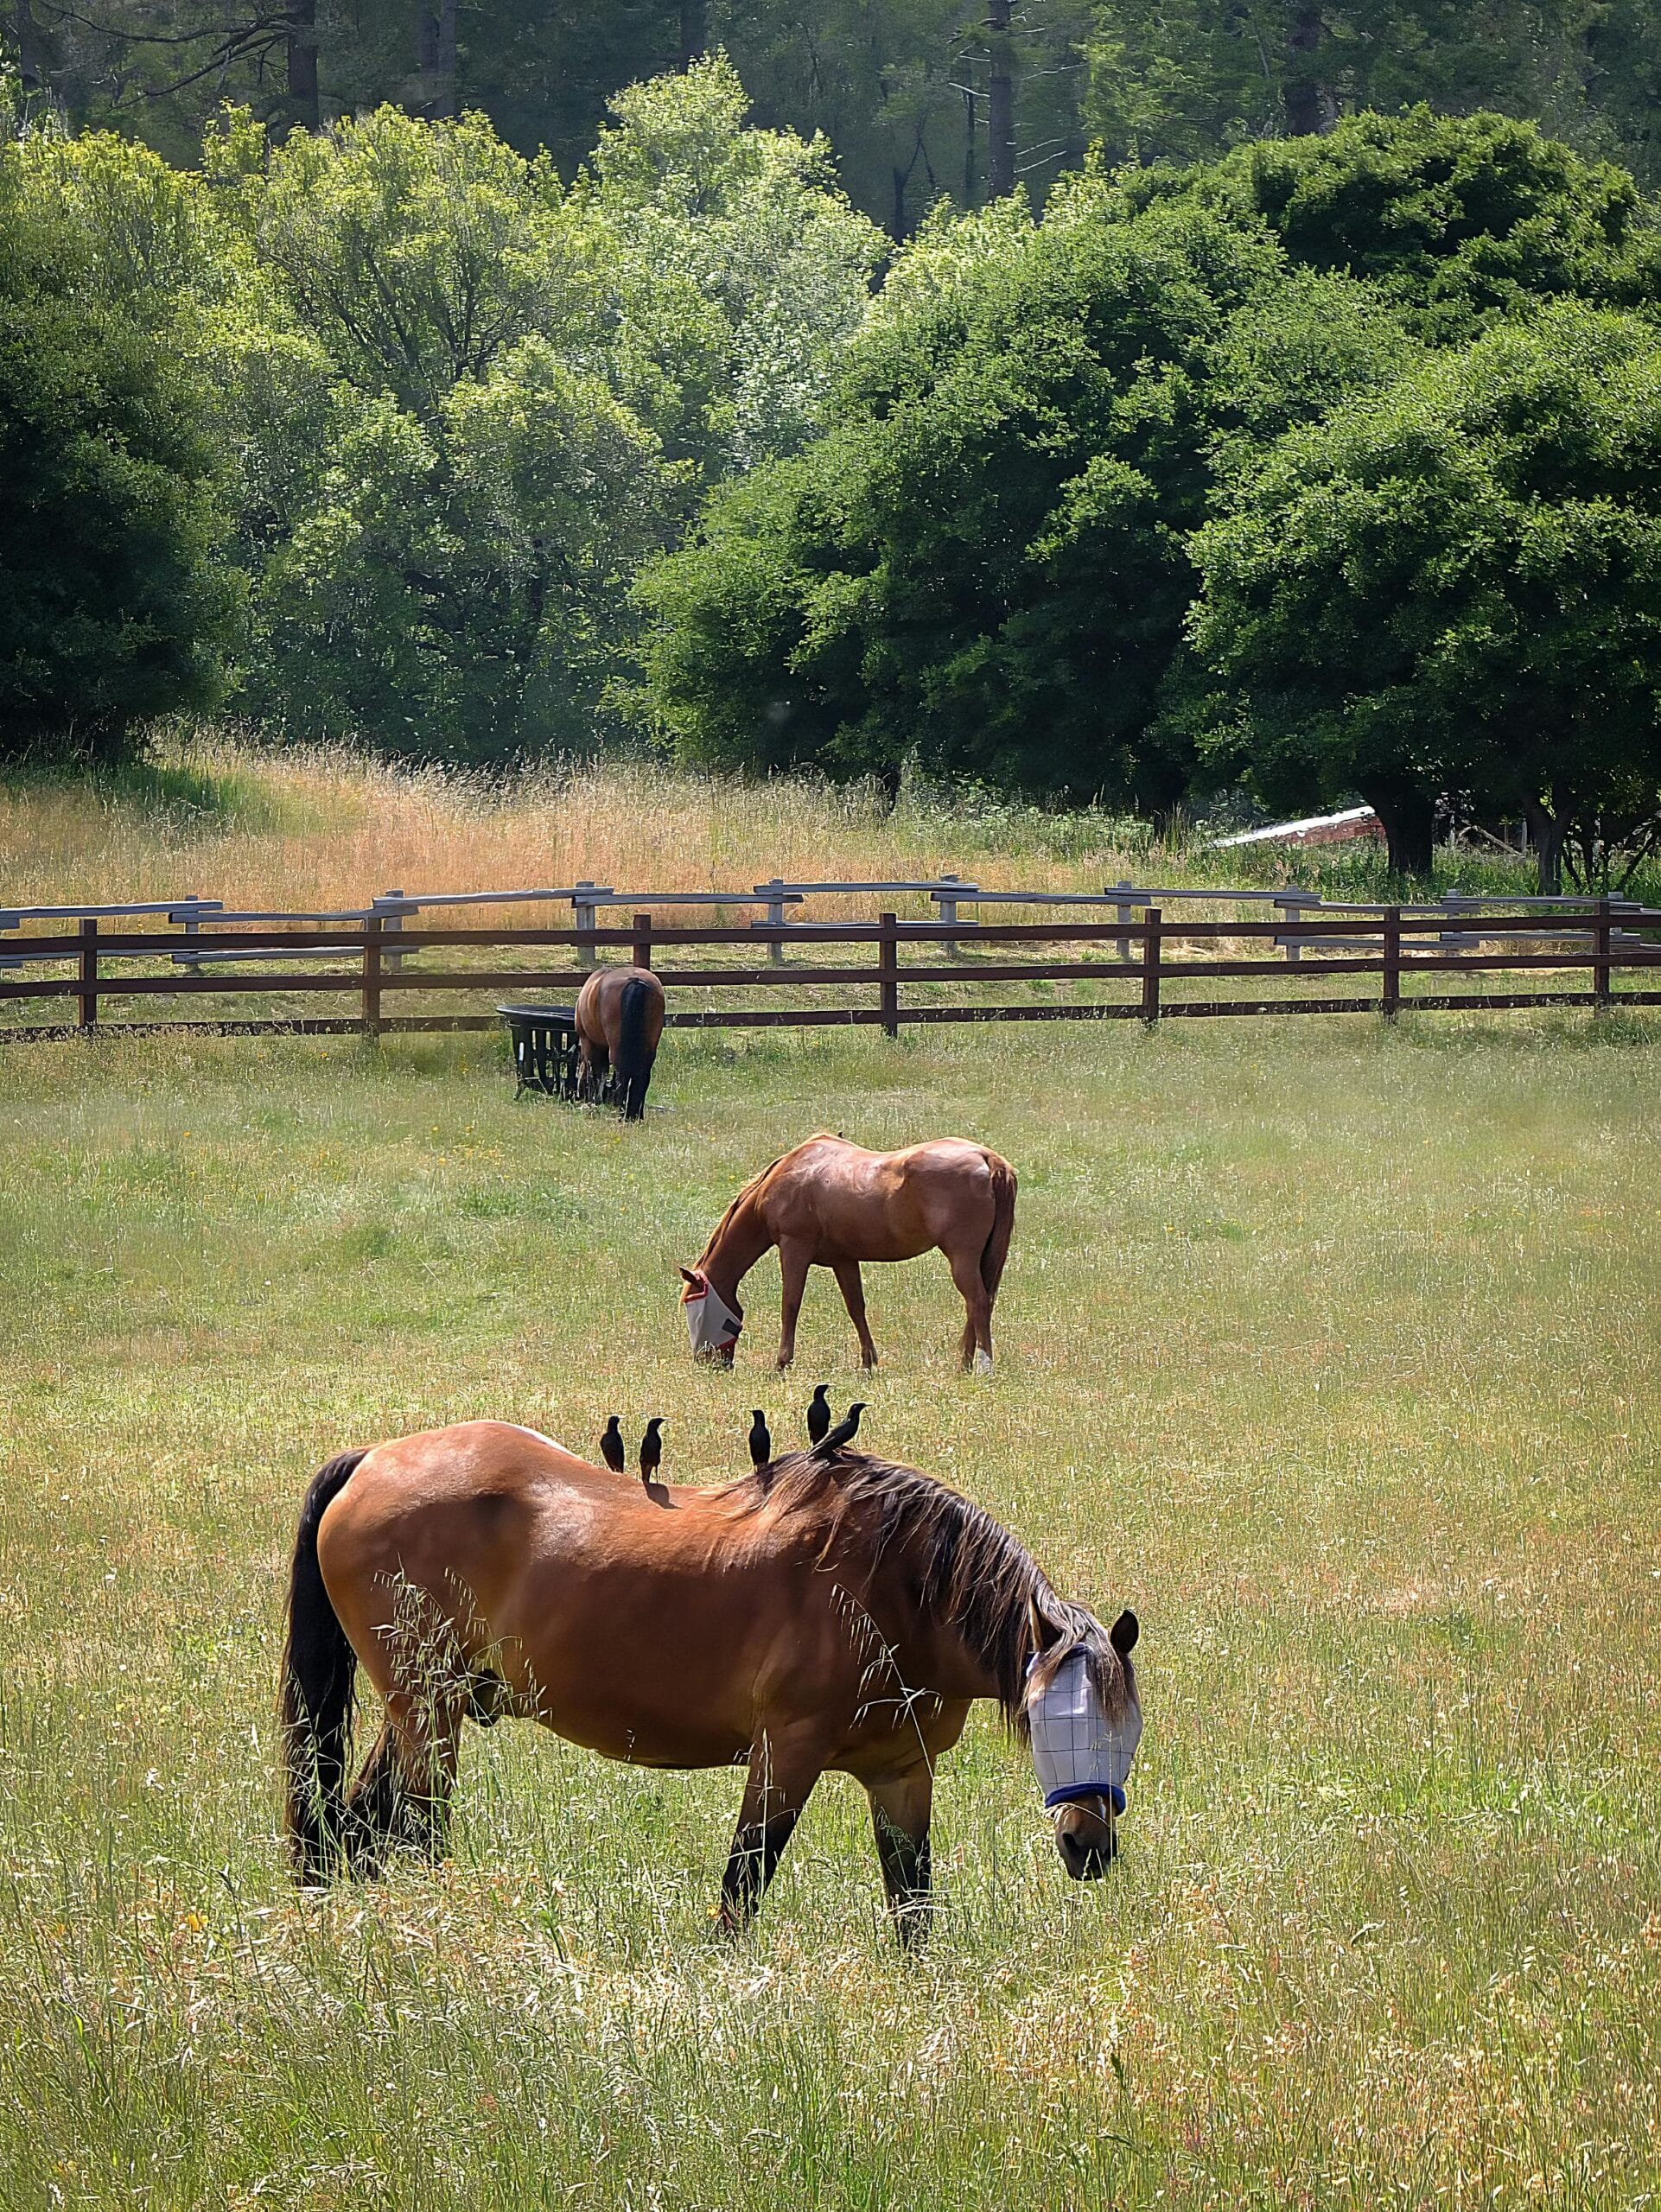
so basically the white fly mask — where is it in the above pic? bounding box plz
[681,1269,744,1361]
[1028,1646,1142,1816]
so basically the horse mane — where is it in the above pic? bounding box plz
[694,1135,837,1268]
[730,1447,1130,1731]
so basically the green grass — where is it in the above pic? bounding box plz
[2,1014,1659,2209]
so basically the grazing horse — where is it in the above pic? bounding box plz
[280,1422,1142,1942]
[574,964,665,1121]
[680,1135,1016,1373]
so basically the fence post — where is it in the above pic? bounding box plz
[757,878,788,965]
[573,882,602,971]
[1383,906,1401,1023]
[937,873,974,959]
[361,913,383,1045]
[180,893,203,977]
[1109,880,1137,964]
[1140,906,1161,1027]
[1594,895,1613,1014]
[377,890,405,975]
[77,918,99,1031]
[633,912,653,970]
[879,911,900,1038]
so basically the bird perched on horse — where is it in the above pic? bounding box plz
[812,1402,866,1458]
[805,1385,831,1446]
[679,1135,1017,1374]
[573,963,665,1122]
[600,1416,626,1474]
[639,1417,664,1490]
[748,1411,772,1470]
[279,1421,1143,1942]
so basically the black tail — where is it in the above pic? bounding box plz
[279,1449,368,1883]
[980,1154,1017,1300]
[614,976,657,1122]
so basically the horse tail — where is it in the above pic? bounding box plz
[280,1448,368,1883]
[979,1154,1018,1300]
[614,976,657,1122]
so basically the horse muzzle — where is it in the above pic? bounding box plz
[1053,1796,1119,1880]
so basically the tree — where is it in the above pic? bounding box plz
[1112,105,1661,342]
[638,188,1418,810]
[0,125,238,764]
[1187,303,1661,883]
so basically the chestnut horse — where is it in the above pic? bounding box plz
[280,1422,1142,1942]
[574,964,665,1121]
[679,1135,1016,1373]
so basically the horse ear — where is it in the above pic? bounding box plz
[678,1267,699,1286]
[1110,1609,1139,1657]
[1028,1593,1057,1656]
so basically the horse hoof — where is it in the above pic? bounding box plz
[972,1349,994,1376]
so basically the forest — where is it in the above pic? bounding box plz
[4,13,1661,884]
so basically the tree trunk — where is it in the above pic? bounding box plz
[15,0,45,95]
[987,0,1015,199]
[1284,4,1336,136]
[1364,783,1437,880]
[287,0,319,129]
[1523,798,1566,894]
[417,0,458,118]
[679,0,707,67]
[962,86,977,207]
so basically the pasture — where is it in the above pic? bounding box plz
[3,1001,1659,2209]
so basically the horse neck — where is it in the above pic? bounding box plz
[700,1191,773,1307]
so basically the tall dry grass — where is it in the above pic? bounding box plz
[0,730,1168,927]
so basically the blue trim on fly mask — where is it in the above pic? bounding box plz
[1044,1782,1127,1815]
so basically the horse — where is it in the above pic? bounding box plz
[679,1135,1017,1374]
[279,1422,1142,1943]
[573,963,665,1121]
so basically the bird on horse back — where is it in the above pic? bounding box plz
[679,1135,1017,1372]
[574,963,665,1121]
[278,1421,1142,1942]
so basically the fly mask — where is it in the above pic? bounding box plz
[681,1268,744,1360]
[1027,1645,1142,1817]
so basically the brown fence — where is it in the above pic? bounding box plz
[2,905,1659,1045]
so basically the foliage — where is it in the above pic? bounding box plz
[0,136,238,766]
[0,63,879,763]
[1188,302,1661,882]
[1112,104,1661,341]
[637,182,1420,810]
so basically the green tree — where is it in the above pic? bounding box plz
[1111,105,1661,341]
[1188,302,1661,883]
[639,187,1414,809]
[0,115,238,765]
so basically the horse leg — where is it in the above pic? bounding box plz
[831,1260,879,1370]
[716,1726,824,1936]
[342,1684,464,1876]
[946,1246,995,1374]
[866,1767,935,1948]
[775,1242,811,1371]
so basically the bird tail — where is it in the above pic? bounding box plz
[979,1154,1017,1299]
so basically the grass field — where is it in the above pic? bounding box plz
[3,999,1659,2210]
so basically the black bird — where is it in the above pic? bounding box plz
[640,1417,664,1490]
[805,1384,831,1446]
[812,1402,867,1458]
[600,1415,626,1474]
[748,1410,772,1470]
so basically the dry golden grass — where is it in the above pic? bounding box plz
[0,731,1166,926]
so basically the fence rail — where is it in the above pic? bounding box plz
[2,902,1658,1046]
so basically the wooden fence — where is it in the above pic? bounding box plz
[2,902,1659,1045]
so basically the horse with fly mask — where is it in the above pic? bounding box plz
[280,1421,1141,1941]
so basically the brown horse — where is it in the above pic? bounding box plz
[574,964,665,1121]
[280,1422,1142,1942]
[679,1135,1016,1373]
